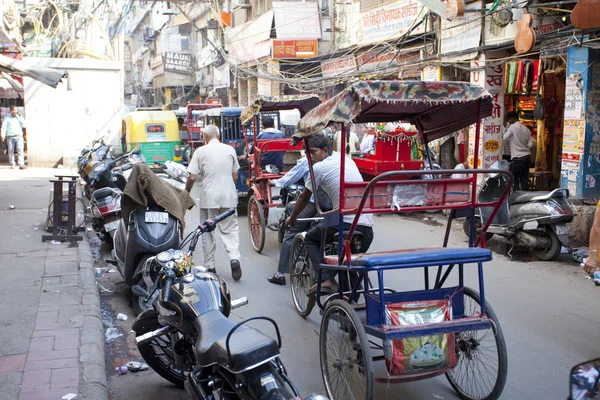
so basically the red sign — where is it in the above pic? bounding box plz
[272,40,317,59]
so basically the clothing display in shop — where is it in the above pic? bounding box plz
[505,60,537,94]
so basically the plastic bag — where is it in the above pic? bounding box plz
[392,184,426,210]
[383,299,456,375]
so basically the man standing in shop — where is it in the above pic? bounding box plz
[1,106,26,169]
[503,111,533,191]
[185,124,242,281]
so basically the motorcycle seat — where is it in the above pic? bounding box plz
[193,310,280,373]
[91,187,121,201]
[508,191,548,205]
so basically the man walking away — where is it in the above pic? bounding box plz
[503,111,533,191]
[256,116,284,170]
[1,106,26,169]
[185,124,242,281]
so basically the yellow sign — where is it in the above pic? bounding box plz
[484,140,500,152]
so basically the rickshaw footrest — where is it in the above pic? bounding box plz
[364,317,491,340]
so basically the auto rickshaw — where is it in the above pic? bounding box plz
[122,110,182,164]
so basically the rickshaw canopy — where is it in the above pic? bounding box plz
[297,81,494,142]
[240,94,322,125]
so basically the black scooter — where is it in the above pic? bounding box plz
[110,196,180,314]
[465,160,575,261]
[132,208,327,400]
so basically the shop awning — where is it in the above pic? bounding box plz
[0,54,67,88]
[297,80,493,142]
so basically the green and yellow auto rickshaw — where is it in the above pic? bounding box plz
[122,110,182,164]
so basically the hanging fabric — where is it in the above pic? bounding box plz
[515,61,525,93]
[508,61,518,93]
[532,59,541,91]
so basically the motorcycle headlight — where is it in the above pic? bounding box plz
[93,162,106,173]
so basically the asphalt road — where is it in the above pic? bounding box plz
[98,198,600,400]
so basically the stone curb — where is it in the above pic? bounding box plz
[78,225,109,400]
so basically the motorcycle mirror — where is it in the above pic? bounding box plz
[265,164,279,174]
[570,358,600,400]
[131,285,149,299]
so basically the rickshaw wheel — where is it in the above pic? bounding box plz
[320,299,374,400]
[289,234,315,318]
[445,287,508,400]
[248,195,265,253]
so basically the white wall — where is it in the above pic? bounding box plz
[23,58,123,167]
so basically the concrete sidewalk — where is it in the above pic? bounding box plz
[0,167,107,400]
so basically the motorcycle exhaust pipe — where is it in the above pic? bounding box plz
[135,326,175,346]
[231,297,248,310]
[515,231,550,249]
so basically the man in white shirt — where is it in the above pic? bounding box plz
[503,111,533,191]
[285,132,374,294]
[185,125,242,281]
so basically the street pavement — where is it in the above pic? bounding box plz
[0,167,107,400]
[99,187,600,400]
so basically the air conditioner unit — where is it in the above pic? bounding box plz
[233,0,251,9]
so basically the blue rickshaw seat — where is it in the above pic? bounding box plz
[323,247,492,267]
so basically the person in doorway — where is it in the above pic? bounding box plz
[333,129,359,157]
[584,202,600,276]
[255,116,284,170]
[284,133,374,294]
[1,106,26,169]
[185,124,242,281]
[503,111,533,191]
[267,144,333,286]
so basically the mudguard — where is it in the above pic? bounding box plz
[131,308,159,333]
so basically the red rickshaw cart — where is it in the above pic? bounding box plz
[240,95,322,253]
[183,103,222,161]
[291,81,510,400]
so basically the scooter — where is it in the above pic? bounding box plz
[110,195,181,314]
[155,160,189,191]
[88,149,145,193]
[131,208,327,400]
[464,160,575,261]
[77,138,113,199]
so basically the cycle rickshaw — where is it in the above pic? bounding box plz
[291,81,510,400]
[240,95,322,253]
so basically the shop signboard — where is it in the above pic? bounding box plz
[441,2,482,61]
[321,55,357,77]
[257,78,271,96]
[565,76,584,120]
[225,11,273,64]
[421,65,440,81]
[357,47,421,72]
[357,0,426,46]
[469,56,505,169]
[273,2,322,40]
[272,40,318,59]
[164,52,193,75]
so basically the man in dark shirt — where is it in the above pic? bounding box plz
[256,116,284,170]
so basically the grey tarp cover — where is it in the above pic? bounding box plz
[0,54,67,88]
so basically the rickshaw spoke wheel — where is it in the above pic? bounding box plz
[320,300,374,400]
[247,195,265,253]
[446,287,508,400]
[289,235,315,318]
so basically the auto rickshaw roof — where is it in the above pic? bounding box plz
[186,103,222,117]
[297,81,493,142]
[240,95,321,125]
[202,107,245,117]
[125,110,178,123]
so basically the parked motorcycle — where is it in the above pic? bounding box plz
[131,208,327,400]
[90,187,122,245]
[88,149,145,193]
[77,138,113,198]
[464,160,575,261]
[155,160,189,191]
[569,358,600,399]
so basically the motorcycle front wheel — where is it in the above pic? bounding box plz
[136,319,194,388]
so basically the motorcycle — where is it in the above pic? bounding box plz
[569,358,600,399]
[155,160,189,191]
[90,187,122,245]
[88,149,145,193]
[77,138,113,199]
[131,208,327,400]
[464,160,575,261]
